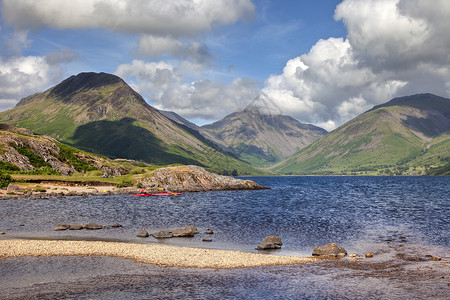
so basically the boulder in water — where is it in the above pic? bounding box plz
[137,228,149,237]
[85,222,103,230]
[151,230,173,238]
[256,236,282,250]
[312,243,347,258]
[54,224,70,231]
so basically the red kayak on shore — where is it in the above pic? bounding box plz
[132,192,182,197]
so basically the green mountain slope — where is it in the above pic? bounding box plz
[271,93,450,175]
[201,105,327,167]
[0,72,265,175]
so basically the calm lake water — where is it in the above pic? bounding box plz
[1,176,449,299]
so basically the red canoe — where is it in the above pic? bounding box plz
[132,192,182,197]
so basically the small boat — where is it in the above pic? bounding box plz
[132,192,182,197]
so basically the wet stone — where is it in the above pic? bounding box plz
[137,228,149,238]
[312,243,347,258]
[54,224,71,231]
[85,222,103,230]
[256,236,282,250]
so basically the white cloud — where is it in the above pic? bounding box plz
[0,55,58,110]
[136,35,212,65]
[115,59,259,120]
[1,0,254,63]
[2,0,255,36]
[261,0,450,130]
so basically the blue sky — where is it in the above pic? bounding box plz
[1,0,449,130]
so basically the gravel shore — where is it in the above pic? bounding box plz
[0,240,318,269]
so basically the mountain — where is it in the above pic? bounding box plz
[201,105,327,167]
[271,93,450,175]
[0,72,264,175]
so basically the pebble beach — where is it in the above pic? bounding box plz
[0,239,318,269]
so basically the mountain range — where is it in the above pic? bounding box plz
[271,93,450,175]
[0,72,448,176]
[0,72,264,175]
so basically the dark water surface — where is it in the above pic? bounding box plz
[1,176,449,299]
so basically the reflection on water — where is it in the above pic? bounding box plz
[1,176,449,299]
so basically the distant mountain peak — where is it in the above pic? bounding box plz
[243,92,283,116]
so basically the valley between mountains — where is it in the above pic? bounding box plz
[0,72,448,178]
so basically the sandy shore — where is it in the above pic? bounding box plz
[0,182,137,199]
[0,239,318,269]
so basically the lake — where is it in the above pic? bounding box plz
[1,176,449,299]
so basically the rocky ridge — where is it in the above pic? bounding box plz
[138,165,268,192]
[0,124,128,176]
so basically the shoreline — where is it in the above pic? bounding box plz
[0,239,318,269]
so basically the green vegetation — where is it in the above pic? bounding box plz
[272,94,450,175]
[11,144,51,168]
[0,161,20,173]
[56,142,97,172]
[0,173,12,188]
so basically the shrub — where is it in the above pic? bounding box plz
[116,178,134,188]
[0,173,13,188]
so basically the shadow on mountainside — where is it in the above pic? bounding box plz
[71,117,199,165]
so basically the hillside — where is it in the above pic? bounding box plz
[0,123,127,177]
[201,105,327,167]
[271,93,450,175]
[0,72,264,175]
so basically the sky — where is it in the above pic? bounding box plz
[0,0,449,131]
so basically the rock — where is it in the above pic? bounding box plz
[54,224,71,231]
[205,229,214,234]
[185,225,199,234]
[7,184,22,193]
[256,236,283,250]
[365,253,374,258]
[431,256,441,261]
[111,223,122,228]
[312,243,347,258]
[0,232,5,235]
[102,225,109,229]
[202,238,212,242]
[137,228,149,237]
[85,222,103,230]
[69,223,83,230]
[151,230,173,239]
[138,165,269,192]
[172,227,196,237]
[349,254,357,258]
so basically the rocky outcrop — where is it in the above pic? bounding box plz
[256,236,283,250]
[139,165,268,192]
[0,125,129,176]
[312,243,347,258]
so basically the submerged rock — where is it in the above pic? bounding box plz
[69,223,83,230]
[137,228,149,237]
[151,230,173,239]
[172,228,195,237]
[256,236,283,250]
[85,222,103,230]
[312,243,347,258]
[54,224,71,231]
